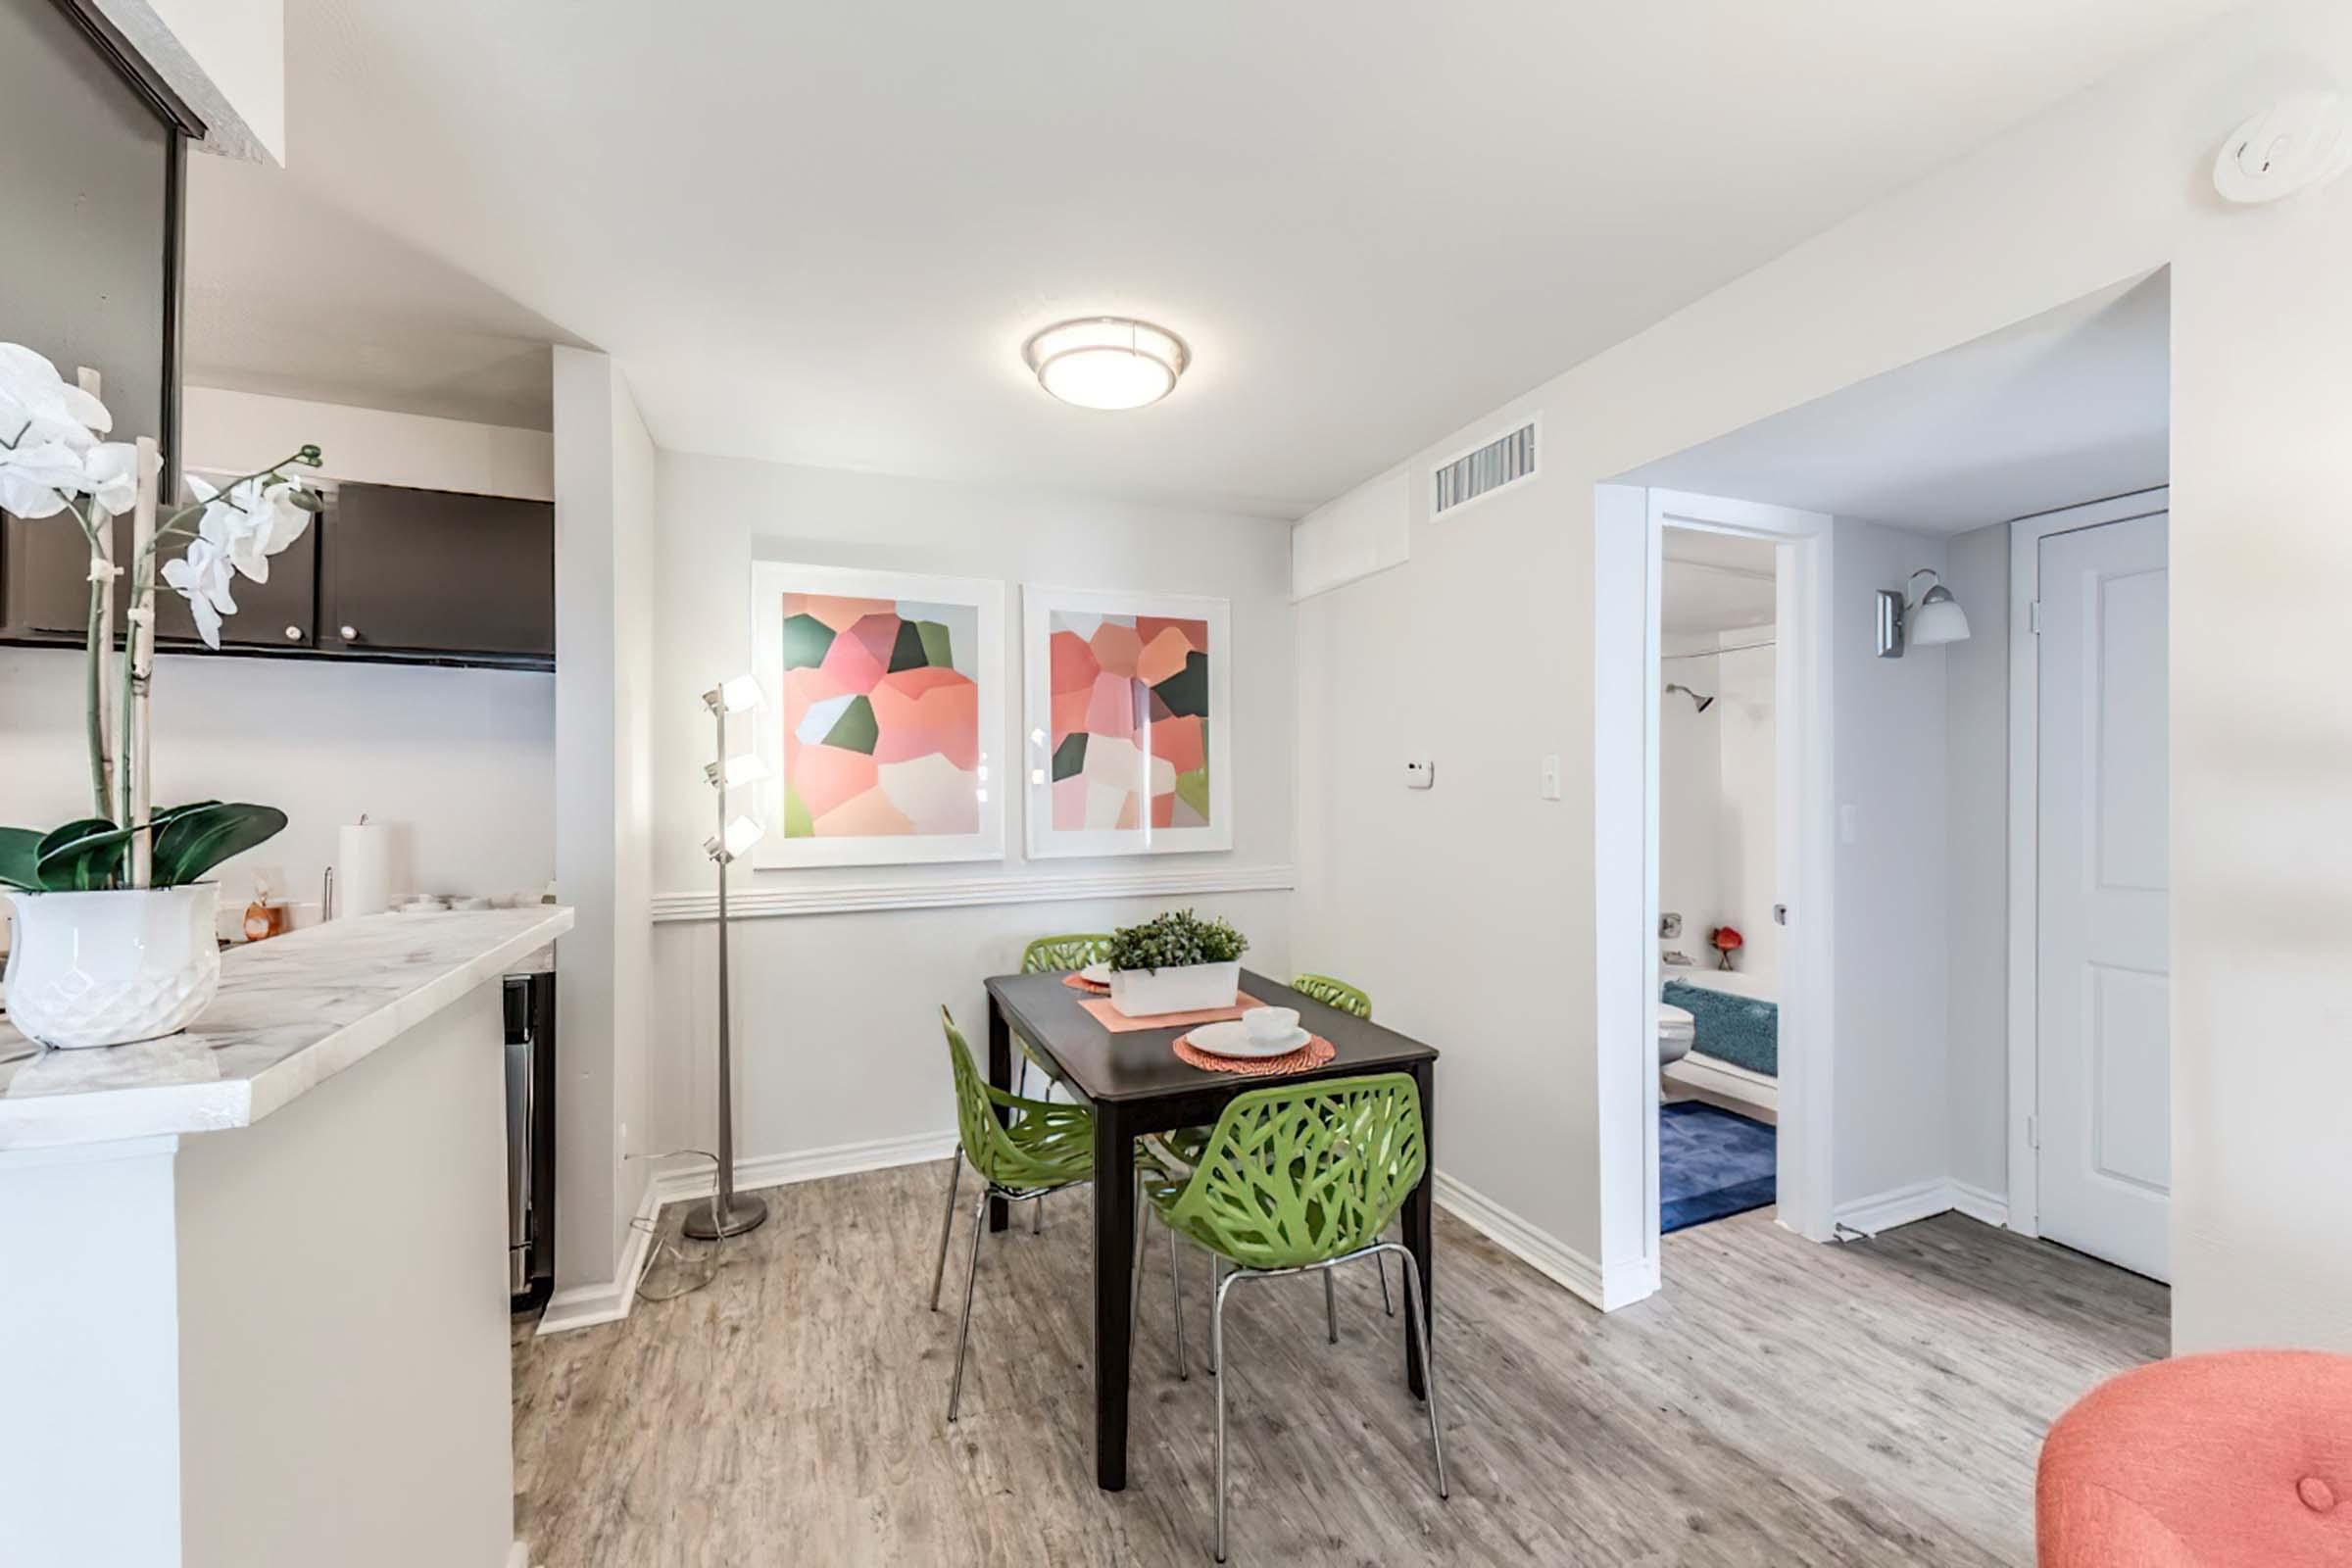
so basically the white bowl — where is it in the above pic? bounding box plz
[1243,1005,1300,1044]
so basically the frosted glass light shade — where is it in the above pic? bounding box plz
[707,754,769,790]
[1023,318,1188,411]
[712,673,763,713]
[705,814,764,861]
[1909,590,1971,646]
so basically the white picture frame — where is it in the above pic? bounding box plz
[749,562,1005,868]
[1021,585,1233,858]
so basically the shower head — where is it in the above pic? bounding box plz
[1665,682,1715,713]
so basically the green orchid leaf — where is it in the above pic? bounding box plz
[149,803,287,888]
[35,817,134,891]
[0,827,44,891]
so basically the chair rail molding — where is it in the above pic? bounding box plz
[651,862,1296,922]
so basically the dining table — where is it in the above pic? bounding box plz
[982,965,1442,1493]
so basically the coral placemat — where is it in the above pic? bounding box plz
[1174,1031,1337,1077]
[1077,993,1275,1034]
[1060,972,1109,996]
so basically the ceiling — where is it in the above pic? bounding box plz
[1663,534,1777,636]
[196,1,2227,508]
[1623,270,2171,533]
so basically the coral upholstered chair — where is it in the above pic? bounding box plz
[2037,1350,2352,1566]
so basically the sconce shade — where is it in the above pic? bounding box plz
[1909,586,1971,647]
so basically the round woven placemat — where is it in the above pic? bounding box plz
[1060,972,1110,996]
[1173,1031,1336,1077]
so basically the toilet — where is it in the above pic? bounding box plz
[1658,1002,1695,1066]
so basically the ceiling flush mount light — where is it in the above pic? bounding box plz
[1877,568,1970,659]
[1023,317,1189,411]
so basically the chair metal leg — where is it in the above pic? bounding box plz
[1167,1222,1189,1380]
[1204,1251,1219,1375]
[946,1188,989,1423]
[1395,1248,1449,1499]
[1130,1187,1149,1347]
[1323,1268,1339,1345]
[1034,1193,1045,1235]
[927,1157,963,1310]
[1377,1253,1394,1317]
[1212,1267,1240,1562]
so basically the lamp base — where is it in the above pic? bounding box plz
[681,1191,768,1241]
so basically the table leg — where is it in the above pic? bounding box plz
[987,995,1010,1235]
[1092,1101,1135,1491]
[1403,1061,1435,1399]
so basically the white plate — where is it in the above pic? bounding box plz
[1080,961,1112,984]
[1187,1019,1311,1059]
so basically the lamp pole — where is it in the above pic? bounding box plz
[684,689,766,1241]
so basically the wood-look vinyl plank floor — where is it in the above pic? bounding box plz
[513,1162,2166,1567]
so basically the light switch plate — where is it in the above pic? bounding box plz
[1403,760,1434,790]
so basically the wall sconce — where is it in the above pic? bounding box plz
[1877,568,1970,659]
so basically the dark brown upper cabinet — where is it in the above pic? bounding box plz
[150,523,319,650]
[1,510,126,637]
[322,483,555,663]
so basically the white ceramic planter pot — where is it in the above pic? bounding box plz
[1107,959,1241,1018]
[3,884,220,1050]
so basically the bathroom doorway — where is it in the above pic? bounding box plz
[1656,526,1784,1231]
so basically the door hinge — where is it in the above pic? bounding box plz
[2028,600,2041,635]
[2026,1114,2038,1151]
[1773,904,1788,926]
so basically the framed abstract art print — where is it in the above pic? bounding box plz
[1021,586,1232,858]
[750,563,1005,868]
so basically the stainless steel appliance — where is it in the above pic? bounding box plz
[505,969,556,1309]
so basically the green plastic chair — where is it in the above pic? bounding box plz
[1291,973,1372,1019]
[1143,1072,1447,1562]
[1012,934,1115,1234]
[929,1007,1095,1422]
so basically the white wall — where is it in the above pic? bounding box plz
[1715,635,1777,983]
[0,389,555,923]
[1827,521,1950,1210]
[1943,522,2010,1200]
[1656,634,1723,965]
[548,349,657,1301]
[1296,0,2352,1348]
[644,454,1294,1182]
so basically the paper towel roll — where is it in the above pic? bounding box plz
[336,822,393,919]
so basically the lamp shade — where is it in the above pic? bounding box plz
[708,754,769,790]
[1909,587,1971,647]
[713,673,763,713]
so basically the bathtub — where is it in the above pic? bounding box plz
[1661,965,1778,1118]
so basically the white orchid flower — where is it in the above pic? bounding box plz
[0,343,109,454]
[161,535,237,649]
[186,472,315,584]
[0,439,90,517]
[81,442,138,516]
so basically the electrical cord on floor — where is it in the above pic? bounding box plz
[633,1149,727,1302]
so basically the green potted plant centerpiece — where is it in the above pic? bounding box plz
[1106,908,1249,1018]
[0,344,317,1049]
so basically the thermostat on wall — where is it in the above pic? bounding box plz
[1403,760,1434,790]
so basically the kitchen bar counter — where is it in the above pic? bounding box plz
[0,906,570,1151]
[0,903,570,1568]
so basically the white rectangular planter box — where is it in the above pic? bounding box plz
[1107,960,1241,1018]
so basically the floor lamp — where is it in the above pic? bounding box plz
[684,672,770,1242]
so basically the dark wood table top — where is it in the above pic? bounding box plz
[984,966,1439,1108]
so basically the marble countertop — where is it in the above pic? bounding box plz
[0,906,572,1152]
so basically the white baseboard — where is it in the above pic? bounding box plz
[649,1128,958,1208]
[533,1177,662,1337]
[1835,1177,2012,1238]
[507,1542,530,1568]
[1432,1169,1653,1312]
[1951,1180,2009,1229]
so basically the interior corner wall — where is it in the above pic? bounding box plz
[551,346,656,1294]
[643,454,1295,1180]
[1289,0,2352,1348]
[1942,522,2010,1201]
[1827,521,1951,1212]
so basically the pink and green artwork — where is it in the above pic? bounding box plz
[777,592,982,839]
[1045,611,1211,831]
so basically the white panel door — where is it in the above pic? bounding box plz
[2036,514,2169,1281]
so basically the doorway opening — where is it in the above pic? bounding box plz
[1594,269,2174,1310]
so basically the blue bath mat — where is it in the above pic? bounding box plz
[1660,1101,1776,1233]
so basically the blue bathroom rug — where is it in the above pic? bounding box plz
[1660,1101,1776,1233]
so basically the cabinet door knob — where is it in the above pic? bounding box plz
[339,624,358,641]
[284,625,302,641]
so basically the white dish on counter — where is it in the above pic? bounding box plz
[1186,1019,1310,1059]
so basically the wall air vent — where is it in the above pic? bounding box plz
[1432,418,1537,518]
